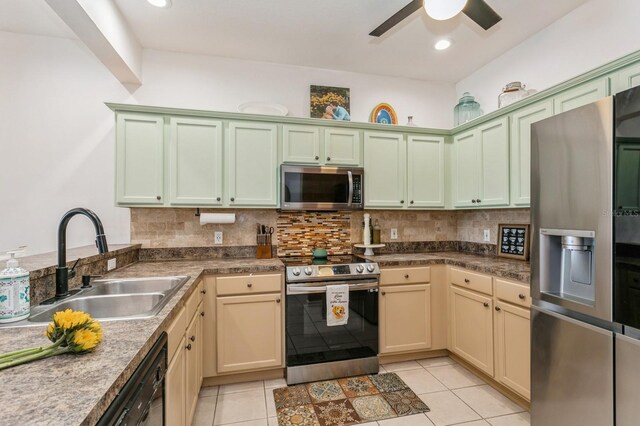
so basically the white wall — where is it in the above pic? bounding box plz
[456,0,640,114]
[0,31,455,256]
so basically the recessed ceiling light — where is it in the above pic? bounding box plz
[424,0,467,21]
[147,0,171,8]
[434,39,452,50]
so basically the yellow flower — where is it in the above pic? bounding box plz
[68,328,101,353]
[52,309,91,331]
[87,320,103,343]
[45,323,54,339]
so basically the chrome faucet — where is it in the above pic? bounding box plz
[55,208,109,299]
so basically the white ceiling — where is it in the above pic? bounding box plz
[2,0,590,83]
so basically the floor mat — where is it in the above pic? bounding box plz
[273,372,430,426]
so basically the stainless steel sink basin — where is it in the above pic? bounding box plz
[0,275,190,327]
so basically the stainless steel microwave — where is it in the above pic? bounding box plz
[280,165,364,210]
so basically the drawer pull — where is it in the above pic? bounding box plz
[201,289,207,294]
[200,311,205,317]
[464,278,470,283]
[483,302,489,307]
[247,283,253,288]
[190,335,195,342]
[404,274,409,279]
[276,298,281,303]
[381,291,386,296]
[495,306,501,312]
[518,293,526,300]
[185,343,192,351]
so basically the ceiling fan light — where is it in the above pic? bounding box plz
[147,0,172,8]
[424,0,468,20]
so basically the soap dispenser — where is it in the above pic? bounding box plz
[0,252,30,323]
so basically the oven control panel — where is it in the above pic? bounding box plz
[286,263,380,282]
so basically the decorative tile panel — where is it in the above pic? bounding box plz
[277,212,352,257]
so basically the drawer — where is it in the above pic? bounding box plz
[167,306,186,362]
[495,278,531,307]
[450,267,493,295]
[216,273,282,296]
[380,267,431,285]
[186,279,203,321]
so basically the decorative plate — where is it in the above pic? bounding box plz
[238,102,288,116]
[370,103,397,125]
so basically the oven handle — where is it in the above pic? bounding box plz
[287,280,378,295]
[347,170,353,207]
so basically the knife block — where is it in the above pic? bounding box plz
[256,245,272,259]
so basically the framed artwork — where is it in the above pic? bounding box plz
[370,103,398,124]
[310,85,351,121]
[497,224,530,260]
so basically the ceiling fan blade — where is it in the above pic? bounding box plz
[369,0,424,37]
[462,0,502,30]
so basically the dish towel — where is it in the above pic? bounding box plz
[327,284,349,326]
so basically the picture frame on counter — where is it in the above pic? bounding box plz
[497,224,530,260]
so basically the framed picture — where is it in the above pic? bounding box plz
[310,85,351,121]
[497,224,530,260]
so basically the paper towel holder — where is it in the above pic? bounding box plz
[195,208,201,217]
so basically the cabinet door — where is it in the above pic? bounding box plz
[407,135,445,208]
[452,130,479,207]
[364,132,406,208]
[495,303,530,399]
[166,336,185,426]
[554,78,609,113]
[168,117,223,206]
[228,122,278,206]
[380,284,431,354]
[478,117,510,207]
[202,278,216,378]
[216,293,282,373]
[185,315,199,425]
[510,100,553,206]
[282,125,320,164]
[450,286,494,375]
[612,62,640,94]
[116,113,164,205]
[197,302,204,387]
[324,128,361,165]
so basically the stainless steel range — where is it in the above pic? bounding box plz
[283,256,380,385]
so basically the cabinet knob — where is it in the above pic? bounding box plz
[276,298,281,303]
[201,289,207,294]
[518,293,526,300]
[216,197,221,201]
[190,335,196,342]
[400,200,405,204]
[476,199,481,203]
[381,291,386,296]
[483,302,489,307]
[464,278,470,283]
[200,311,205,317]
[404,274,409,279]
[410,200,414,204]
[185,343,192,351]
[247,283,252,288]
[315,156,319,160]
[156,195,161,200]
[230,197,235,202]
[471,199,477,203]
[495,306,501,311]
[327,157,331,161]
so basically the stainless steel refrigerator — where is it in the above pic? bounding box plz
[530,96,615,426]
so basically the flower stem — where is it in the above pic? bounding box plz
[0,347,69,371]
[0,346,45,361]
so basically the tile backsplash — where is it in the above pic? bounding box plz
[130,207,530,253]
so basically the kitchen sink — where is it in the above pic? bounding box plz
[1,275,190,327]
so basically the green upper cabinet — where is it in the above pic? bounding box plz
[324,128,361,166]
[553,78,609,113]
[407,135,445,208]
[168,117,223,206]
[228,121,279,207]
[509,100,554,206]
[452,117,509,208]
[116,113,165,205]
[611,62,640,94]
[364,132,406,208]
[282,125,320,164]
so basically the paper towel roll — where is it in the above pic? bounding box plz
[199,213,236,225]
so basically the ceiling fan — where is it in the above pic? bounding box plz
[369,0,502,37]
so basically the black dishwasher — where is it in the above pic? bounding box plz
[98,332,167,426]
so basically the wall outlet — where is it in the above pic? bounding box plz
[483,229,491,242]
[107,258,116,271]
[214,231,223,245]
[390,228,398,240]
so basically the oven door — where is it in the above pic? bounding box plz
[285,279,378,367]
[281,165,363,210]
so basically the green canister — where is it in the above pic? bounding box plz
[0,252,30,323]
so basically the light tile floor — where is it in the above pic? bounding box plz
[192,357,530,426]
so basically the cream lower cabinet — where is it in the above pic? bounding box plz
[166,334,185,426]
[494,302,530,399]
[449,286,494,375]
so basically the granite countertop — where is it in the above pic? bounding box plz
[361,251,530,283]
[0,257,283,426]
[0,250,526,425]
